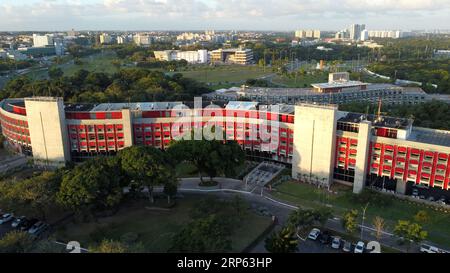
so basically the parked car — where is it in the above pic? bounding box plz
[33,223,49,237]
[11,216,26,228]
[331,236,341,249]
[342,240,353,252]
[21,219,38,231]
[437,197,447,205]
[419,195,426,200]
[412,189,419,197]
[0,213,14,224]
[319,231,331,245]
[420,244,441,253]
[354,241,365,253]
[308,228,321,240]
[28,221,48,236]
[427,196,435,202]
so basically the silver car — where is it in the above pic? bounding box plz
[331,236,341,249]
[0,213,14,224]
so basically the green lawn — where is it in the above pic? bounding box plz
[59,52,121,77]
[271,72,328,88]
[175,65,272,84]
[54,196,272,252]
[272,181,450,248]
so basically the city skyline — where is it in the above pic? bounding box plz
[0,0,450,31]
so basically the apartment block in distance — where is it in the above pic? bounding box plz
[154,50,208,64]
[295,29,321,39]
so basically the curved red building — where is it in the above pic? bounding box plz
[1,97,449,199]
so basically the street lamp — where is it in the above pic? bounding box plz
[360,202,369,240]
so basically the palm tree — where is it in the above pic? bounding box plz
[265,226,299,253]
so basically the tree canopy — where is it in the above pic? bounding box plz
[1,67,211,103]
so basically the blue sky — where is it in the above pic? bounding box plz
[0,0,449,31]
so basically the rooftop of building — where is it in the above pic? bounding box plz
[212,48,251,53]
[338,112,412,130]
[208,83,428,98]
[409,127,450,147]
[311,80,367,89]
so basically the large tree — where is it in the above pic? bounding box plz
[0,171,61,220]
[170,214,232,253]
[287,208,332,231]
[394,220,428,252]
[118,146,173,203]
[57,158,123,215]
[167,140,245,183]
[0,231,35,253]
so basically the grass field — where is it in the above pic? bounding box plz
[175,65,272,84]
[59,52,121,77]
[54,195,272,252]
[271,72,328,88]
[272,181,450,248]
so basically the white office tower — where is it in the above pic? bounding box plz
[33,34,53,47]
[349,24,366,41]
[361,30,369,41]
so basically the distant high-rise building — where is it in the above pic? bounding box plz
[367,30,408,39]
[133,34,152,46]
[32,34,53,47]
[295,29,321,39]
[361,30,369,41]
[117,36,126,44]
[334,30,348,39]
[99,33,113,44]
[349,24,365,41]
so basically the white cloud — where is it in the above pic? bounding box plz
[0,0,449,30]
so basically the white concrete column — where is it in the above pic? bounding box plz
[353,121,371,194]
[24,97,70,166]
[292,104,338,187]
[121,108,134,148]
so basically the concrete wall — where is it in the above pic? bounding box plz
[353,121,371,193]
[121,108,134,148]
[24,97,70,166]
[292,104,338,187]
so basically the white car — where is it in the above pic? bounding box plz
[331,236,341,249]
[308,228,321,240]
[0,213,14,224]
[420,244,440,253]
[354,241,365,253]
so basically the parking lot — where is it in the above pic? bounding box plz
[298,239,342,253]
